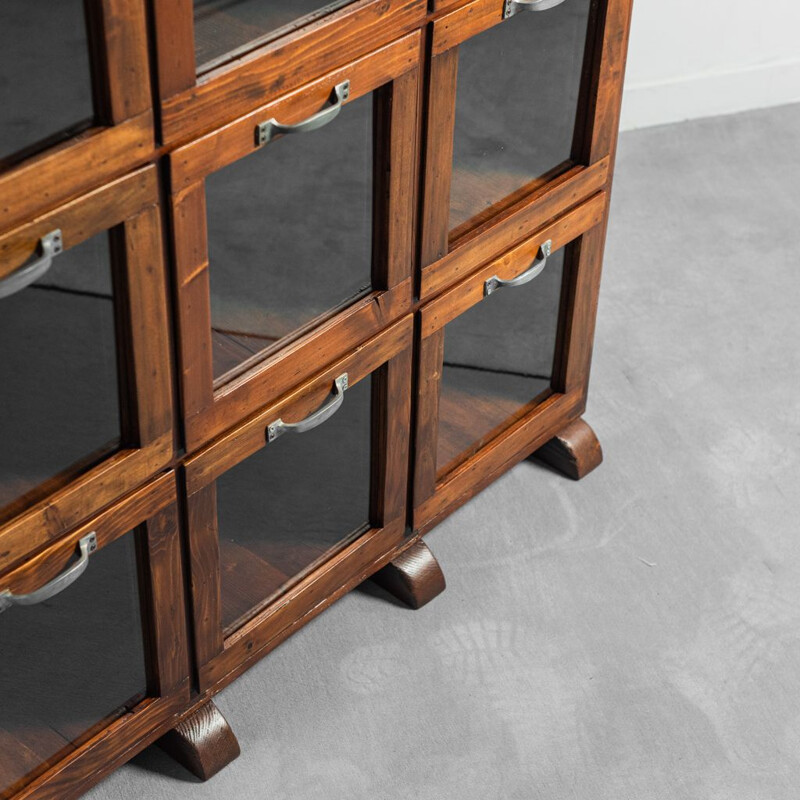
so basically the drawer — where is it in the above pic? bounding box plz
[0,167,173,574]
[413,193,606,531]
[0,473,188,800]
[0,0,153,232]
[153,0,426,144]
[170,39,419,451]
[420,0,630,299]
[183,315,412,690]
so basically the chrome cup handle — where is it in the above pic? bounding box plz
[504,0,568,17]
[0,229,63,300]
[0,533,98,613]
[267,374,349,442]
[484,240,552,296]
[256,80,350,146]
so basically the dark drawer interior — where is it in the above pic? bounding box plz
[0,0,94,168]
[0,232,120,523]
[206,93,374,381]
[437,245,566,476]
[0,533,147,799]
[450,0,592,237]
[215,373,373,633]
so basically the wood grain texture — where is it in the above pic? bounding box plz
[532,417,603,480]
[370,539,446,609]
[160,0,426,145]
[157,701,240,781]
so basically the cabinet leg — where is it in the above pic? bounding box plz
[532,417,603,480]
[371,540,446,609]
[158,700,240,781]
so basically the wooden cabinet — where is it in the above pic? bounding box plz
[0,0,633,795]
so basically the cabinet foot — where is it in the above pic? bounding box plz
[371,540,446,609]
[158,700,240,781]
[532,417,603,480]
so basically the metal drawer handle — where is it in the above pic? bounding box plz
[267,373,349,442]
[504,0,568,17]
[0,229,63,300]
[256,80,350,147]
[484,240,552,296]
[0,533,98,613]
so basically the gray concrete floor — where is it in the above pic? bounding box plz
[86,103,800,799]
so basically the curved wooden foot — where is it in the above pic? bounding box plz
[371,540,446,609]
[158,700,240,781]
[532,418,603,480]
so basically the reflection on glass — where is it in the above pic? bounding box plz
[450,0,592,234]
[194,0,355,69]
[0,534,146,798]
[216,375,372,633]
[437,248,566,476]
[0,0,94,165]
[206,94,373,380]
[0,233,120,522]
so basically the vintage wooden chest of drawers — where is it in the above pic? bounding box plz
[0,0,632,796]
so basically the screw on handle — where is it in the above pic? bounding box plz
[267,374,349,442]
[256,81,351,147]
[0,533,98,612]
[504,0,568,18]
[0,229,63,300]
[484,240,552,296]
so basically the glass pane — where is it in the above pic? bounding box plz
[0,0,94,166]
[0,533,147,798]
[437,248,566,476]
[216,375,373,633]
[450,0,592,234]
[194,0,355,69]
[206,94,373,381]
[0,233,120,522]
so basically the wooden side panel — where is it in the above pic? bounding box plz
[151,0,197,100]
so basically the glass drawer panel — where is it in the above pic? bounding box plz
[194,0,355,70]
[0,533,146,799]
[206,93,373,381]
[0,0,94,166]
[450,0,592,233]
[0,233,119,523]
[216,374,372,632]
[437,248,566,475]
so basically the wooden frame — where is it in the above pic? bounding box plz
[151,0,427,145]
[412,192,607,533]
[0,472,189,800]
[183,315,413,691]
[0,166,174,575]
[0,0,154,233]
[169,36,420,452]
[418,0,633,299]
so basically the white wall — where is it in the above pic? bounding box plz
[619,0,800,130]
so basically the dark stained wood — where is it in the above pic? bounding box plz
[370,539,446,609]
[157,701,240,782]
[412,329,444,509]
[532,417,603,480]
[150,0,197,100]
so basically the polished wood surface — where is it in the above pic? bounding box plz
[370,539,446,609]
[532,417,603,480]
[157,701,240,781]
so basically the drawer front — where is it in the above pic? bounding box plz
[420,0,633,298]
[184,315,413,690]
[170,37,419,452]
[0,168,173,573]
[0,0,153,232]
[0,474,187,800]
[414,193,606,531]
[155,0,426,144]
